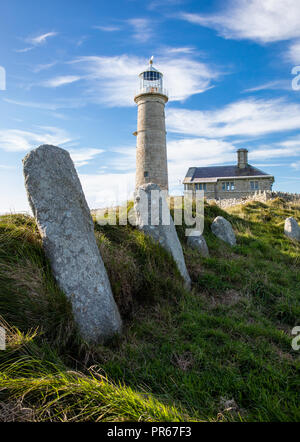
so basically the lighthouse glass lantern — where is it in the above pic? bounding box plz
[138,58,166,95]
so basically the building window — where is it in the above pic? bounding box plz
[250,181,259,190]
[195,183,207,191]
[144,171,148,177]
[222,181,235,191]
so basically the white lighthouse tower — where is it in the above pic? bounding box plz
[134,57,169,191]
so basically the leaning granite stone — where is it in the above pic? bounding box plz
[211,216,236,246]
[187,232,209,257]
[284,217,300,241]
[134,183,191,289]
[23,145,122,344]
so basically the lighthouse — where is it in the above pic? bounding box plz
[134,57,169,191]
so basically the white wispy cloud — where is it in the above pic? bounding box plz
[93,25,121,32]
[0,165,16,170]
[16,31,58,53]
[243,80,291,93]
[41,75,81,88]
[288,40,300,63]
[32,61,57,73]
[180,0,300,43]
[167,98,300,138]
[164,46,195,54]
[4,97,85,110]
[14,47,34,53]
[79,172,135,208]
[291,160,300,169]
[27,32,58,45]
[127,18,153,42]
[0,126,72,152]
[72,53,219,106]
[69,148,104,167]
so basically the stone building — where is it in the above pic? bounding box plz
[134,57,169,191]
[183,149,274,199]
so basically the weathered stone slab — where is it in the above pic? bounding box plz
[23,144,122,344]
[134,183,191,289]
[284,217,300,241]
[211,216,236,246]
[187,232,209,257]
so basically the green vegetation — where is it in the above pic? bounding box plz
[0,199,299,422]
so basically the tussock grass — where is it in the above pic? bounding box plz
[0,199,299,421]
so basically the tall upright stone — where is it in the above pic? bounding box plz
[134,57,168,191]
[23,145,122,344]
[211,216,236,246]
[284,217,300,241]
[134,183,191,288]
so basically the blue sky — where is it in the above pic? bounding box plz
[1,0,300,213]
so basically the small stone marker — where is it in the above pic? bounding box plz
[23,145,122,344]
[134,183,191,289]
[284,217,300,241]
[211,216,236,246]
[187,232,209,257]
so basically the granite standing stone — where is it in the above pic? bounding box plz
[284,217,300,241]
[187,233,209,257]
[23,144,122,344]
[211,216,236,246]
[134,183,191,289]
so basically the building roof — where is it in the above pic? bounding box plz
[183,164,274,184]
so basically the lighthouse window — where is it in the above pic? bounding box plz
[144,171,149,177]
[143,71,160,81]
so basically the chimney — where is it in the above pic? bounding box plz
[237,148,248,169]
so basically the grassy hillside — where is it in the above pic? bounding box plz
[0,199,299,422]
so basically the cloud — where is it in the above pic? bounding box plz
[291,160,300,169]
[243,80,291,93]
[93,25,121,32]
[127,18,153,42]
[27,32,58,46]
[0,165,16,170]
[41,75,81,88]
[246,135,300,163]
[4,97,85,110]
[180,1,300,43]
[167,98,300,138]
[79,172,135,208]
[0,126,72,152]
[163,46,195,54]
[69,148,104,167]
[16,32,58,54]
[14,47,34,53]
[167,138,237,187]
[72,53,219,106]
[288,40,300,63]
[32,62,57,73]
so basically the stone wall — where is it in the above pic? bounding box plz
[207,190,300,209]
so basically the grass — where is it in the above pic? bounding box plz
[0,199,299,422]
